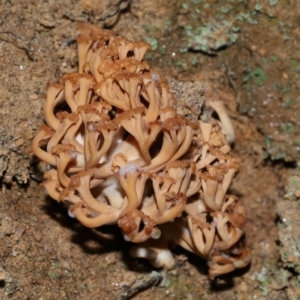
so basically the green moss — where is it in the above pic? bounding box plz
[243,67,268,86]
[236,12,258,25]
[255,4,263,11]
[253,68,268,86]
[280,122,295,134]
[48,271,59,279]
[220,6,231,14]
[269,0,278,6]
[144,37,158,51]
[281,97,292,107]
[290,59,298,67]
[257,272,270,296]
[272,148,286,160]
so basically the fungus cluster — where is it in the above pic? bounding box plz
[31,23,250,279]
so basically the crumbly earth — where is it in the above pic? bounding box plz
[0,0,299,299]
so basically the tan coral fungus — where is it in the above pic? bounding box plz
[31,22,250,280]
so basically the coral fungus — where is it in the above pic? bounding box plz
[31,22,250,279]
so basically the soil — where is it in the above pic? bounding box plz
[0,1,299,299]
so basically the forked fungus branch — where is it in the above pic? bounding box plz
[31,22,251,280]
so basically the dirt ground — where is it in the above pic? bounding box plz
[0,1,299,299]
